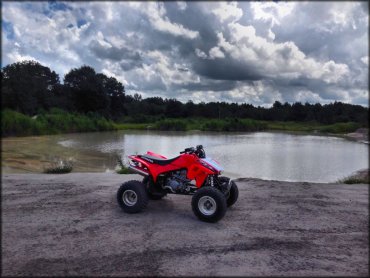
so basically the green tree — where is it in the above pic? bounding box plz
[165,98,183,118]
[97,73,126,120]
[64,66,110,117]
[1,60,60,115]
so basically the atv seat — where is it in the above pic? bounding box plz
[140,154,180,166]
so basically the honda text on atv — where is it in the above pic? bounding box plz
[117,145,238,222]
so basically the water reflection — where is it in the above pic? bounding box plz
[2,130,368,182]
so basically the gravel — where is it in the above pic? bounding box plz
[1,173,368,276]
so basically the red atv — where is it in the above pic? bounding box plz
[117,145,238,222]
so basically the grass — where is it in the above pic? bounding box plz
[336,169,369,184]
[265,121,361,134]
[116,167,132,174]
[2,109,365,137]
[201,118,267,132]
[43,159,74,174]
[337,177,369,184]
[116,155,133,174]
[154,119,188,131]
[113,122,153,130]
[2,108,117,137]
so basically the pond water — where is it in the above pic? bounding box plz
[2,130,368,182]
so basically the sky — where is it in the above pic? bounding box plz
[1,1,369,107]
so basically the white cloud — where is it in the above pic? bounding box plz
[210,2,243,23]
[7,50,38,63]
[138,2,199,39]
[209,47,225,59]
[195,48,208,59]
[250,2,295,26]
[294,90,324,103]
[217,22,350,84]
[1,1,367,106]
[176,1,187,11]
[360,56,368,65]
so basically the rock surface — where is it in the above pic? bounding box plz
[1,173,368,276]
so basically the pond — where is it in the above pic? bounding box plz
[2,130,368,182]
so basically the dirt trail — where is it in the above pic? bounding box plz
[1,173,368,276]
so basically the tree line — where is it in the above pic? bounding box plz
[1,60,368,125]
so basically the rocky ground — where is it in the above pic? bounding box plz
[1,173,368,276]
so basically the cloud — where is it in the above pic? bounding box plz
[209,47,225,59]
[1,1,368,107]
[176,1,187,11]
[133,2,199,39]
[209,2,243,23]
[361,56,368,66]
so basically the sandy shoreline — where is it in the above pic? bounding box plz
[1,172,368,276]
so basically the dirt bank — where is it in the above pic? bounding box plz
[1,173,368,276]
[345,128,369,143]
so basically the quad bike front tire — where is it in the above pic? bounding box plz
[142,176,167,200]
[218,176,239,207]
[192,186,227,223]
[226,181,239,207]
[117,180,148,213]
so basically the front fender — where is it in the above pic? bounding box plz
[188,164,215,187]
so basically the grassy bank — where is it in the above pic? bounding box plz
[1,109,364,137]
[115,118,361,134]
[1,108,117,137]
[265,121,361,134]
[337,169,369,184]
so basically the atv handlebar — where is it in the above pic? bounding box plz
[180,145,206,158]
[180,147,195,154]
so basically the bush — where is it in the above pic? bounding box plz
[155,119,187,131]
[201,118,267,132]
[43,159,74,174]
[1,109,37,136]
[116,155,133,174]
[337,169,369,184]
[1,109,117,137]
[201,120,224,131]
[317,122,361,134]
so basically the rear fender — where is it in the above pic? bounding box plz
[128,155,151,177]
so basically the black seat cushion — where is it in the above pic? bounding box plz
[140,154,180,166]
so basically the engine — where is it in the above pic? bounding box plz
[163,170,193,193]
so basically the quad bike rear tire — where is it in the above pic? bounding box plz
[117,180,148,213]
[191,186,227,223]
[142,176,167,200]
[226,181,239,207]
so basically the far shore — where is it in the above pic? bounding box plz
[343,127,369,143]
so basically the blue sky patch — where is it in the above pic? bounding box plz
[48,1,71,12]
[3,21,15,40]
[77,19,87,28]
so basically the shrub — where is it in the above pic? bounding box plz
[155,119,187,131]
[337,169,369,184]
[116,155,133,174]
[201,118,267,132]
[318,122,360,134]
[201,120,224,131]
[1,109,117,137]
[43,159,74,174]
[1,109,36,136]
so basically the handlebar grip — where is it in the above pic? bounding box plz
[180,151,185,154]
